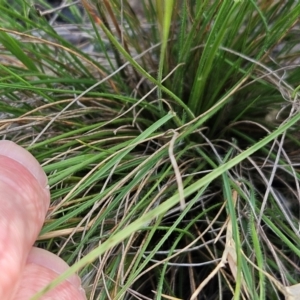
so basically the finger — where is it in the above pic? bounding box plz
[0,141,50,300]
[14,247,86,300]
[0,141,48,189]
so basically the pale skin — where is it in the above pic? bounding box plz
[0,140,87,300]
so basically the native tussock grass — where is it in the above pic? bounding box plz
[1,1,300,299]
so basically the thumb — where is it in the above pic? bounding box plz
[0,140,50,299]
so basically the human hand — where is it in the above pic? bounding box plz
[0,140,87,300]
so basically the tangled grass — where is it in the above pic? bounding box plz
[1,1,300,299]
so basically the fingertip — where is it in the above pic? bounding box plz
[0,140,48,189]
[27,248,83,289]
[15,260,87,300]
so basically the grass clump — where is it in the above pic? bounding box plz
[1,0,300,299]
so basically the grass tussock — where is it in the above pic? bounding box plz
[1,0,300,299]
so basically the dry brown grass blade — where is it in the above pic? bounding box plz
[80,0,102,25]
[243,252,300,300]
[0,27,119,93]
[80,0,131,55]
[191,183,249,300]
[102,0,132,54]
[152,290,183,300]
[284,284,300,300]
[168,131,185,210]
